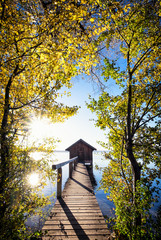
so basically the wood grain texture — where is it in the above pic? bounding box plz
[42,163,111,240]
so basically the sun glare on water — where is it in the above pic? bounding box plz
[28,173,40,187]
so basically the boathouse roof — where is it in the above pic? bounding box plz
[65,139,96,151]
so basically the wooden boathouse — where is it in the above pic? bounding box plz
[66,139,96,166]
[42,139,111,239]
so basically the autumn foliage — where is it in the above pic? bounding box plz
[0,0,161,239]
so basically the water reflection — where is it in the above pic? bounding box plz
[92,152,115,218]
[26,151,115,230]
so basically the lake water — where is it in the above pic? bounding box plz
[48,151,115,215]
[27,151,161,231]
[26,151,115,230]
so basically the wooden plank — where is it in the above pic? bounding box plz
[49,211,103,214]
[52,207,101,210]
[44,220,106,224]
[49,212,104,218]
[42,163,111,239]
[54,204,99,207]
[47,216,106,222]
[47,216,105,222]
[48,216,106,221]
[42,229,110,235]
[42,235,110,240]
[43,224,108,230]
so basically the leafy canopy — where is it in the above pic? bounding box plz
[0,0,105,238]
[88,0,161,239]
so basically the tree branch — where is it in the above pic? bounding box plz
[131,34,161,74]
[0,41,43,67]
[137,112,161,129]
[133,84,161,134]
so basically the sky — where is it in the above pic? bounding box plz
[53,77,107,151]
[28,47,125,152]
[29,74,111,151]
[28,45,126,152]
[27,74,111,185]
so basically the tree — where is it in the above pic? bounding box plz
[88,0,161,238]
[0,0,103,238]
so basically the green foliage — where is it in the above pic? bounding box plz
[0,0,161,238]
[114,184,154,240]
[153,205,161,240]
[0,142,55,239]
[88,0,161,239]
[102,59,125,86]
[101,157,159,240]
[0,0,104,238]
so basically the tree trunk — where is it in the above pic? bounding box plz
[0,66,18,219]
[127,72,141,190]
[127,139,141,192]
[0,81,11,191]
[127,144,141,230]
[0,82,11,220]
[127,73,141,233]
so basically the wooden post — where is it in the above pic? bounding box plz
[69,162,73,178]
[74,159,77,170]
[57,167,62,198]
[52,157,78,197]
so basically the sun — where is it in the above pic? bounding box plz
[28,116,54,143]
[28,173,40,187]
[30,151,43,161]
[27,115,66,149]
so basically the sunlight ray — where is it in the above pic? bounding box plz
[28,173,40,187]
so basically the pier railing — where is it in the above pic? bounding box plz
[52,156,78,198]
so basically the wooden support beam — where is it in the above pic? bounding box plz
[69,162,73,178]
[57,167,62,198]
[53,157,78,198]
[74,159,77,170]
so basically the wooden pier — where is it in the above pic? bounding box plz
[42,162,111,240]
